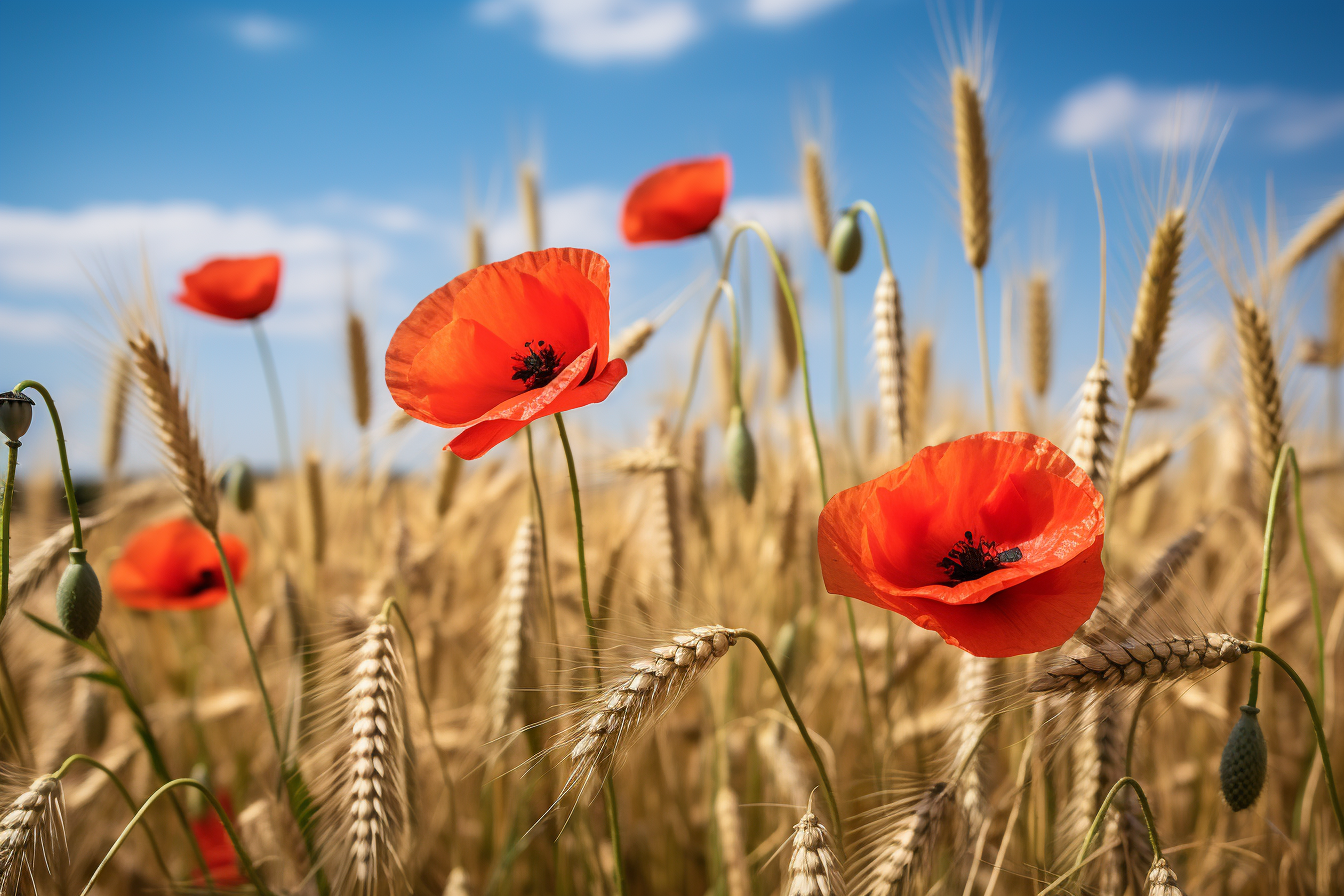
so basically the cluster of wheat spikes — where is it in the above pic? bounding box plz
[6,17,1344,896]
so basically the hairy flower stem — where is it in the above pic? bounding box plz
[52,753,174,887]
[554,411,626,896]
[525,426,561,660]
[1248,643,1344,837]
[972,268,996,430]
[1037,777,1161,896]
[250,320,293,471]
[670,220,878,778]
[733,628,843,851]
[209,529,327,891]
[80,778,274,896]
[1,439,17,624]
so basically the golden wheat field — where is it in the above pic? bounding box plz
[5,9,1344,896]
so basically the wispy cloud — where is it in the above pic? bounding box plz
[1051,77,1344,152]
[472,0,702,64]
[744,0,853,27]
[225,13,303,52]
[0,202,389,340]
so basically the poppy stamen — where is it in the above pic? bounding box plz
[939,530,1022,584]
[511,340,566,391]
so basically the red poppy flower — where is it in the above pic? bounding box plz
[109,518,248,611]
[385,248,627,460]
[177,255,281,320]
[817,432,1105,657]
[622,155,731,244]
[191,792,246,888]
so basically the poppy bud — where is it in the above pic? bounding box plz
[56,549,102,641]
[220,459,256,513]
[725,405,757,504]
[828,211,863,273]
[1219,704,1267,811]
[0,391,35,441]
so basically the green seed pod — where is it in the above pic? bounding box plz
[828,210,863,273]
[0,391,35,441]
[56,549,102,641]
[725,405,757,504]
[1219,704,1267,811]
[220,458,256,513]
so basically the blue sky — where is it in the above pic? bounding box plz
[3,0,1344,475]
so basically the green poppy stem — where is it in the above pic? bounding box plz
[1,438,18,625]
[553,411,626,896]
[52,753,175,888]
[250,320,293,472]
[79,778,275,896]
[525,426,561,659]
[13,380,83,550]
[1036,776,1161,896]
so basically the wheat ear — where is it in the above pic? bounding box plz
[127,330,218,529]
[1060,693,1125,853]
[785,793,845,896]
[347,308,372,430]
[560,626,736,797]
[1030,632,1247,694]
[518,162,542,252]
[611,319,656,361]
[1325,253,1344,367]
[802,141,832,253]
[434,450,463,519]
[907,332,933,451]
[951,654,992,838]
[466,223,487,270]
[345,616,410,893]
[100,350,132,482]
[304,452,327,565]
[715,785,751,896]
[490,516,538,742]
[1275,188,1344,277]
[1027,273,1052,398]
[1231,294,1285,510]
[1144,858,1184,895]
[852,782,952,896]
[1068,361,1114,487]
[873,268,909,461]
[952,68,991,270]
[757,717,809,810]
[1116,441,1173,497]
[1126,209,1186,403]
[0,775,63,893]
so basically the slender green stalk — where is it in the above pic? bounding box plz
[1248,643,1344,837]
[827,267,854,466]
[525,426,560,653]
[734,628,842,850]
[79,778,275,896]
[250,321,293,471]
[1,439,18,623]
[1036,776,1161,896]
[13,381,83,549]
[553,411,625,896]
[971,267,996,429]
[845,200,895,273]
[210,530,283,758]
[52,753,175,887]
[723,281,743,408]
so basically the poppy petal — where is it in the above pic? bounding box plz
[409,319,522,425]
[622,156,731,244]
[177,255,281,321]
[109,519,247,611]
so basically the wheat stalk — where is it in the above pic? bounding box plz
[127,330,218,530]
[100,350,132,482]
[1027,273,1052,398]
[490,516,538,742]
[715,785,751,896]
[518,163,542,252]
[347,308,372,430]
[1126,209,1186,403]
[873,268,908,461]
[907,332,933,452]
[802,141,832,253]
[344,616,409,893]
[1275,188,1344,277]
[0,776,63,895]
[1231,294,1285,510]
[852,782,951,896]
[1068,360,1114,487]
[785,794,845,896]
[952,68,991,270]
[560,626,736,797]
[1030,632,1247,694]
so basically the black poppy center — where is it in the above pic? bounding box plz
[938,530,1023,584]
[511,340,566,391]
[187,568,220,596]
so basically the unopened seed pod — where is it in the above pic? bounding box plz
[0,390,35,441]
[56,549,102,641]
[725,405,757,504]
[828,211,863,273]
[220,459,256,513]
[1219,704,1267,811]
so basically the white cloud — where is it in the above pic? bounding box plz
[1051,77,1344,152]
[744,0,852,27]
[473,0,701,64]
[489,185,624,256]
[724,195,810,248]
[226,13,302,51]
[0,202,391,341]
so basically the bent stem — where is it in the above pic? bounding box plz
[553,411,626,896]
[52,753,175,887]
[1037,776,1161,896]
[734,628,842,850]
[1248,642,1344,838]
[1,438,18,625]
[251,320,293,472]
[971,268,996,430]
[80,778,274,896]
[13,381,83,551]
